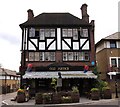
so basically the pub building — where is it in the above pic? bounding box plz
[19,4,97,96]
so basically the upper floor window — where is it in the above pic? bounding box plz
[29,52,55,61]
[62,28,88,40]
[63,52,89,61]
[80,28,88,37]
[110,41,116,48]
[29,28,55,39]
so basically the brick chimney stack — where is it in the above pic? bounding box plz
[81,4,89,23]
[27,9,34,20]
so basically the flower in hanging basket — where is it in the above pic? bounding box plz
[17,89,25,95]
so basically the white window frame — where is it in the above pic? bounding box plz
[109,57,120,67]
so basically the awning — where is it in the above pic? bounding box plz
[107,72,119,79]
[23,71,97,79]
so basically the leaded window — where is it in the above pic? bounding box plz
[29,52,34,61]
[29,52,55,61]
[63,52,89,61]
[73,52,79,61]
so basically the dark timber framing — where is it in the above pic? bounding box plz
[19,5,96,94]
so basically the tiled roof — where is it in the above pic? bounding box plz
[0,68,19,76]
[104,32,120,40]
[23,71,97,79]
[95,32,120,47]
[20,13,91,28]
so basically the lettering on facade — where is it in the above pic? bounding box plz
[49,67,69,71]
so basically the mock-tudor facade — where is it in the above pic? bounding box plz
[19,4,96,96]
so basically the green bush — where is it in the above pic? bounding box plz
[91,88,100,100]
[42,93,52,101]
[91,88,99,92]
[72,86,79,93]
[61,96,72,103]
[102,86,110,91]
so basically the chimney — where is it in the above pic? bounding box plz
[27,9,34,20]
[81,4,89,23]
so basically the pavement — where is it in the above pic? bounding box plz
[0,92,120,106]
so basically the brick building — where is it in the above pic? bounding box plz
[96,32,120,92]
[0,68,20,94]
[19,4,97,96]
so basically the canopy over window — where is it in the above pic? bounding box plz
[23,71,97,79]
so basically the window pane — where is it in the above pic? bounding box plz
[79,52,84,60]
[80,27,83,37]
[45,52,50,61]
[45,29,50,37]
[111,58,117,67]
[63,29,67,37]
[40,52,44,61]
[29,28,35,37]
[35,52,39,61]
[29,52,34,61]
[50,29,55,37]
[73,29,78,40]
[68,29,72,37]
[84,52,89,61]
[82,29,88,37]
[50,52,55,61]
[73,52,79,61]
[63,52,67,61]
[40,29,45,40]
[110,41,116,48]
[68,52,73,61]
[35,29,39,37]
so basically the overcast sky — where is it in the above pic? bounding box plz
[0,0,119,71]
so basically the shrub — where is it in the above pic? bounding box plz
[52,92,61,104]
[72,86,79,93]
[35,93,43,104]
[91,88,99,92]
[42,93,52,104]
[102,87,111,99]
[102,86,110,91]
[61,96,72,103]
[91,88,100,100]
[17,89,25,103]
[17,89,25,95]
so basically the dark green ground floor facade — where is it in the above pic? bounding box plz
[23,78,95,97]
